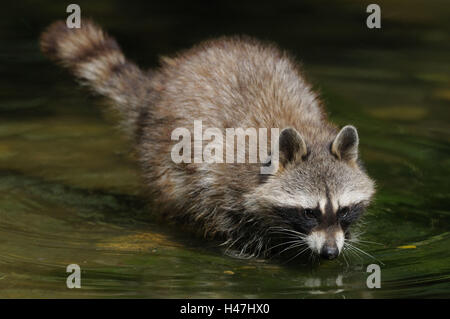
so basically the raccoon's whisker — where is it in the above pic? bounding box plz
[343,245,363,262]
[280,229,305,235]
[268,233,307,241]
[268,226,293,231]
[277,229,307,237]
[347,239,384,246]
[344,243,362,257]
[268,230,304,236]
[277,242,308,256]
[345,247,364,265]
[267,239,305,251]
[283,246,311,264]
[268,226,290,232]
[269,244,306,260]
[345,242,385,265]
[347,240,375,248]
[341,249,350,267]
[267,240,308,260]
[268,227,307,237]
[343,243,365,263]
[268,231,307,241]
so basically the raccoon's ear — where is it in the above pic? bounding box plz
[279,127,308,166]
[331,125,359,163]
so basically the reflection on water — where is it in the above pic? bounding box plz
[0,0,449,297]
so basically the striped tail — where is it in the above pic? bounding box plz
[40,20,150,133]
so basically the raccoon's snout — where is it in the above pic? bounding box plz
[320,244,339,260]
[306,228,345,260]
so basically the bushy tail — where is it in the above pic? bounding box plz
[40,20,150,133]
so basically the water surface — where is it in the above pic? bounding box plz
[0,0,449,298]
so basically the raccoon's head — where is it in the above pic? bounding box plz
[244,125,375,260]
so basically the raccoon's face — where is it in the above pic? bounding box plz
[245,125,375,260]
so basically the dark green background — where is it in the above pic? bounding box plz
[0,0,449,298]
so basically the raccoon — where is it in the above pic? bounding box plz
[40,20,375,261]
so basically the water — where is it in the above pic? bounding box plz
[0,1,449,298]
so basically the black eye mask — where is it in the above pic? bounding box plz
[273,206,320,234]
[337,203,366,230]
[273,202,366,234]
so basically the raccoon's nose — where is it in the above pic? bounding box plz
[320,245,339,260]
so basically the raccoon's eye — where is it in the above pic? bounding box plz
[302,209,317,220]
[338,204,366,228]
[338,207,350,218]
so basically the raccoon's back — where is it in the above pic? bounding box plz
[150,36,324,131]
